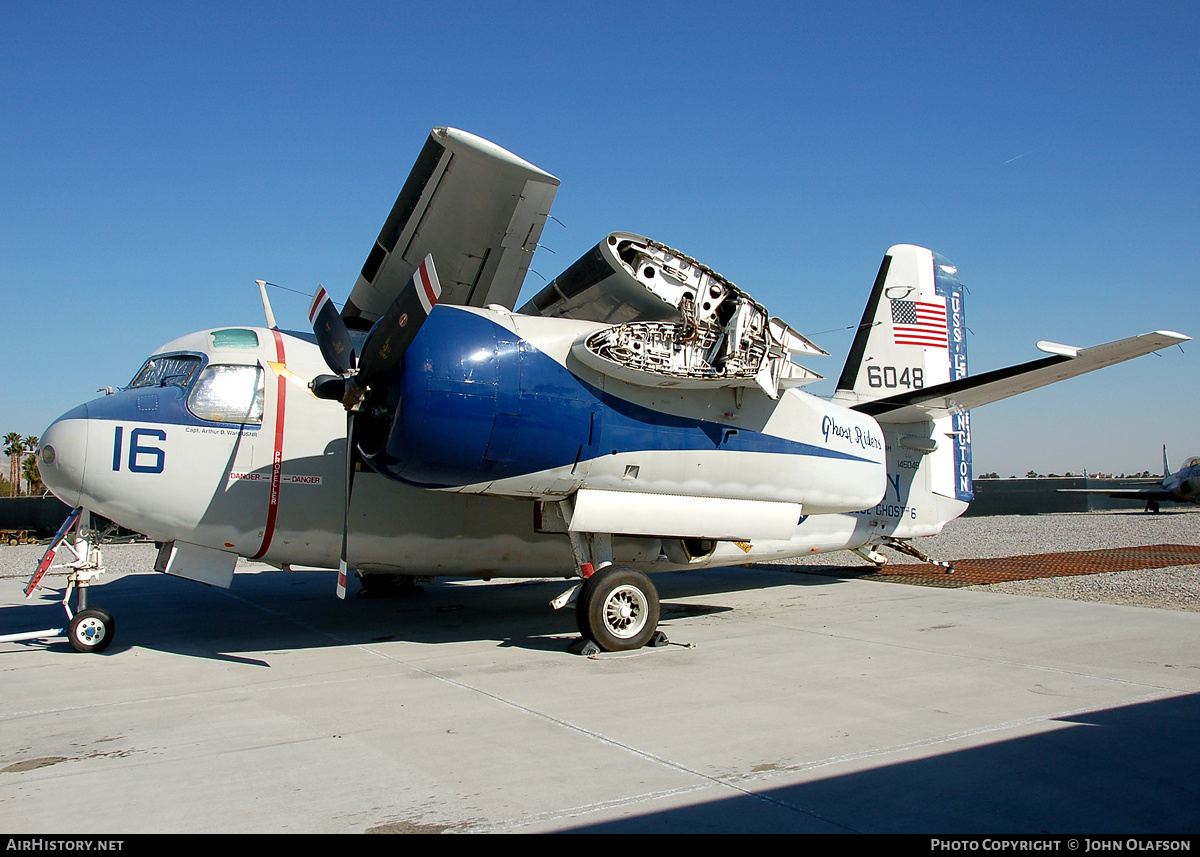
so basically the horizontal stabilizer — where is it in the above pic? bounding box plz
[855,331,1189,423]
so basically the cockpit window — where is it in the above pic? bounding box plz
[128,355,203,389]
[210,329,259,349]
[187,364,266,425]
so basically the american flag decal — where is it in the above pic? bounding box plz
[891,298,948,347]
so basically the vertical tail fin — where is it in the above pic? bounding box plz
[832,245,973,503]
[833,245,966,399]
[1163,445,1171,478]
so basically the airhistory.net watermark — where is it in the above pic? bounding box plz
[5,841,123,852]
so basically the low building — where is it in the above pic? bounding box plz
[966,478,1159,516]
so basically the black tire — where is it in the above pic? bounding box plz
[68,608,115,653]
[357,573,423,597]
[576,566,659,652]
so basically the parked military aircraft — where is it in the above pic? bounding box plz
[29,127,1189,654]
[1058,446,1200,512]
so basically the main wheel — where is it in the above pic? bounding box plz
[576,566,660,652]
[67,608,115,653]
[357,573,423,597]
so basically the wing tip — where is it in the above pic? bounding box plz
[1151,329,1191,342]
[433,127,561,184]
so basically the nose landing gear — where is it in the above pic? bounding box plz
[0,508,116,654]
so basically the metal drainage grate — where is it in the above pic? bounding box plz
[782,544,1200,589]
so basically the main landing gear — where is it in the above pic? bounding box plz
[552,503,667,654]
[575,565,661,652]
[356,572,425,598]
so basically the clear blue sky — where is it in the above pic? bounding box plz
[3,1,1196,477]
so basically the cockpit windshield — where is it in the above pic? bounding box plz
[187,364,266,425]
[128,354,203,389]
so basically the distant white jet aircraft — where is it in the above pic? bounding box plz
[1059,446,1200,512]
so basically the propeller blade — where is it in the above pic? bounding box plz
[309,285,357,376]
[311,263,438,600]
[356,254,441,383]
[336,411,356,600]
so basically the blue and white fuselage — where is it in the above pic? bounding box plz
[39,246,1186,592]
[40,304,948,579]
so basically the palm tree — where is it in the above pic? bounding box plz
[22,454,44,496]
[23,436,40,496]
[4,433,24,497]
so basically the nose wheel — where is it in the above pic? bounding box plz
[67,608,115,653]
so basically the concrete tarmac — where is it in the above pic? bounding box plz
[1,550,1198,833]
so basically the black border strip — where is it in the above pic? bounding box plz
[835,253,891,391]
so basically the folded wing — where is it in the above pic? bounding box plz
[342,127,560,324]
[523,233,828,398]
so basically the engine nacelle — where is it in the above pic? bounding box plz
[365,308,593,491]
[364,306,887,519]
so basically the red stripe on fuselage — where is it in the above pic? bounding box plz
[252,330,287,559]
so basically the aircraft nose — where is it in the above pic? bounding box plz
[38,404,89,507]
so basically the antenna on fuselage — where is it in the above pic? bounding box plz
[255,279,278,330]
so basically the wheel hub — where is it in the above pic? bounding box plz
[603,585,647,639]
[74,617,105,645]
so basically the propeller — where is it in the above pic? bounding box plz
[309,254,442,598]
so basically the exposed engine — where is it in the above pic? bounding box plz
[522,233,826,398]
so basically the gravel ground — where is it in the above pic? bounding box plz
[766,508,1200,612]
[911,508,1199,558]
[930,509,1200,612]
[3,509,1198,610]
